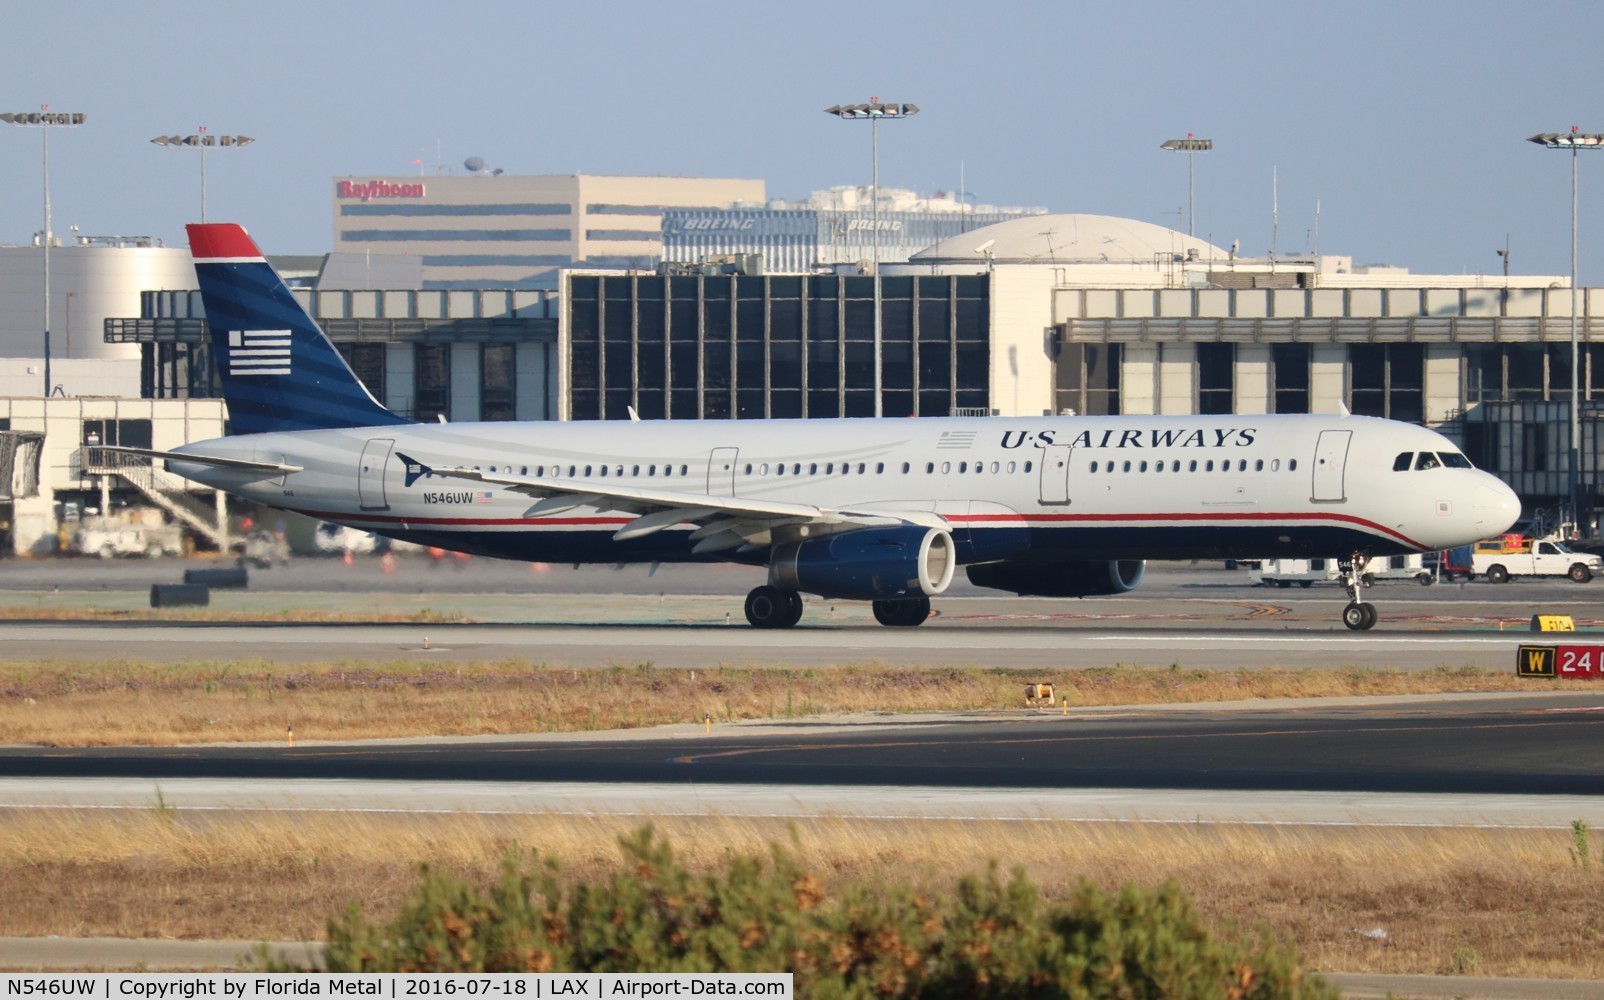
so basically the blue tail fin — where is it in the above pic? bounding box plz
[187,223,408,435]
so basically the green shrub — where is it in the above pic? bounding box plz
[310,825,1335,999]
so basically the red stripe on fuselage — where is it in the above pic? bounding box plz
[186,223,264,261]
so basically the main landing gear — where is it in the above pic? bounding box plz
[742,587,933,628]
[744,585,804,629]
[872,596,931,627]
[1338,553,1378,631]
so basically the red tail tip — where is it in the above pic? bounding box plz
[186,223,262,261]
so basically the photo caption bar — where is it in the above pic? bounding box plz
[0,976,792,1000]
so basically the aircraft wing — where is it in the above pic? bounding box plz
[398,453,941,553]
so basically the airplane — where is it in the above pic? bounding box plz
[113,223,1522,631]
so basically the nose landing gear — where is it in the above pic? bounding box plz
[1339,554,1378,630]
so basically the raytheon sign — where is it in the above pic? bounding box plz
[336,179,426,201]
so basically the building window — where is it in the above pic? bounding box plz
[1271,343,1310,414]
[414,343,451,424]
[1349,344,1423,422]
[1196,343,1234,415]
[1055,342,1121,415]
[482,343,516,421]
[336,343,387,405]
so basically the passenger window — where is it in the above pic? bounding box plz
[901,462,910,473]
[1024,461,1033,473]
[1394,453,1413,472]
[1271,459,1280,471]
[1415,453,1441,471]
[1007,461,1017,473]
[1090,461,1099,473]
[1139,461,1149,473]
[1122,460,1132,472]
[1205,460,1214,472]
[1189,460,1197,472]
[1254,459,1263,472]
[1289,459,1298,471]
[1172,460,1180,472]
[926,462,935,474]
[809,463,818,475]
[1238,459,1247,472]
[991,461,1000,474]
[958,462,967,473]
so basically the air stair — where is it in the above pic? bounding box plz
[80,447,229,550]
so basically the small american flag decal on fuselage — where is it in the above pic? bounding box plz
[227,329,292,376]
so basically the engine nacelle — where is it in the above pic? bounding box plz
[966,559,1146,598]
[771,525,956,600]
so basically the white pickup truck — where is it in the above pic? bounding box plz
[1472,538,1604,583]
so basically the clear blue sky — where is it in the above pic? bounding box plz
[4,0,1603,280]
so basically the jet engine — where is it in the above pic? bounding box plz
[965,558,1146,597]
[771,525,956,600]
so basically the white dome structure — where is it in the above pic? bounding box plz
[911,213,1228,266]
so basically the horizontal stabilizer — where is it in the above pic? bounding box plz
[89,445,304,475]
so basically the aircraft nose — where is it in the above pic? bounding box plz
[1473,479,1521,536]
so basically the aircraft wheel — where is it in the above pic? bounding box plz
[782,590,805,627]
[873,597,930,627]
[745,586,797,629]
[1342,602,1377,631]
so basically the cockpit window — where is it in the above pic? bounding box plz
[1393,452,1413,472]
[1414,452,1442,471]
[1440,452,1473,469]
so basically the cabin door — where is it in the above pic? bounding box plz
[1311,430,1351,503]
[358,438,394,511]
[707,447,739,496]
[1038,444,1074,505]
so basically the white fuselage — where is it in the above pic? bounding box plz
[168,412,1520,567]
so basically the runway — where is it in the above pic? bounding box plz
[0,558,1595,669]
[5,693,1603,798]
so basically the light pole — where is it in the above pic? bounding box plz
[825,99,919,417]
[1160,136,1212,237]
[3,107,85,397]
[1529,128,1604,532]
[151,129,254,222]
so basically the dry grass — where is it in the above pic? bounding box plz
[2,808,1601,979]
[0,657,1574,746]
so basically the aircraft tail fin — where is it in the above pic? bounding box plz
[187,223,409,435]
